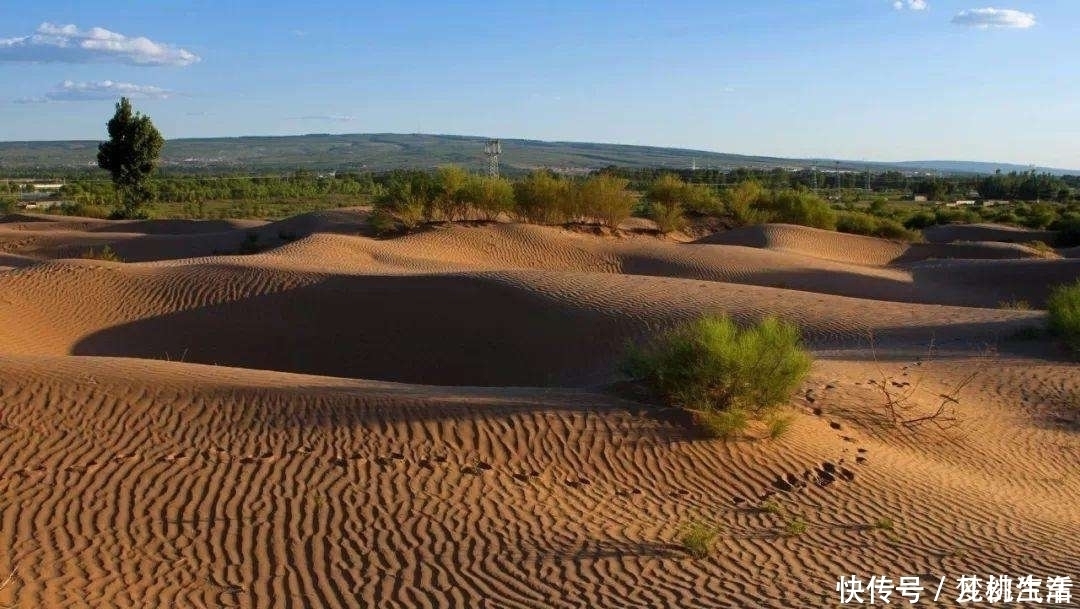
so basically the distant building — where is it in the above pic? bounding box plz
[912,195,928,202]
[945,200,977,207]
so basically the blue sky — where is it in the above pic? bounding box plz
[0,1,1076,168]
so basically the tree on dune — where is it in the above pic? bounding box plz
[97,97,165,219]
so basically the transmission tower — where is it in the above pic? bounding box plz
[484,140,501,177]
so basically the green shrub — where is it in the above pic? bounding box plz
[514,171,570,224]
[624,315,812,437]
[754,190,836,230]
[646,174,719,216]
[575,174,638,228]
[0,197,14,215]
[649,201,687,233]
[678,519,721,559]
[462,175,515,221]
[1047,280,1080,356]
[723,180,765,226]
[836,211,920,241]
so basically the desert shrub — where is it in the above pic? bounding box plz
[462,175,515,221]
[575,174,638,228]
[648,201,687,233]
[623,315,812,438]
[903,210,936,230]
[514,170,570,224]
[678,519,721,559]
[836,211,920,241]
[1047,280,1080,356]
[81,245,123,262]
[0,197,14,215]
[723,180,765,226]
[373,181,429,231]
[753,190,836,230]
[1019,202,1057,229]
[432,165,470,221]
[646,173,719,216]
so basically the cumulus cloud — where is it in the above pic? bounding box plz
[16,80,172,103]
[952,8,1036,28]
[893,0,928,10]
[0,22,199,66]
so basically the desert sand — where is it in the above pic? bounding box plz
[0,212,1077,608]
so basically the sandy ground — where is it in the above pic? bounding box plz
[0,212,1077,608]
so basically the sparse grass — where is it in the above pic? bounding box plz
[765,412,794,439]
[623,315,812,440]
[783,516,808,536]
[80,244,123,262]
[873,517,895,532]
[998,299,1031,310]
[1047,280,1080,357]
[1023,240,1058,257]
[873,517,901,542]
[758,499,785,516]
[678,519,721,559]
[696,408,748,440]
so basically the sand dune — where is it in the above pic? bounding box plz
[0,214,1077,608]
[922,222,1057,245]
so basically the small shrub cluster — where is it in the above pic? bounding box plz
[1047,280,1080,357]
[678,519,721,558]
[753,190,837,230]
[80,245,123,262]
[836,210,921,241]
[624,315,812,439]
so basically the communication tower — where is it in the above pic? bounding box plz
[484,140,501,177]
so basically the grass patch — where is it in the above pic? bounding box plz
[783,516,808,536]
[623,315,812,440]
[758,499,785,516]
[678,519,721,559]
[80,245,123,262]
[696,408,749,440]
[765,412,794,439]
[1047,280,1080,357]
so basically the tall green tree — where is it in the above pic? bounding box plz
[96,97,165,218]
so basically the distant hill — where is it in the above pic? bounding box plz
[0,133,1075,176]
[892,160,1080,176]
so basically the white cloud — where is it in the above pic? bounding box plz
[952,8,1036,28]
[893,0,928,10]
[16,80,172,103]
[0,22,199,66]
